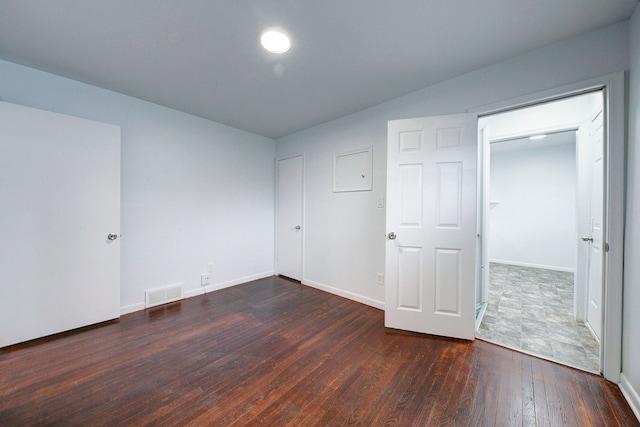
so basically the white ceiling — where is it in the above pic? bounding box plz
[0,1,637,139]
[491,131,577,154]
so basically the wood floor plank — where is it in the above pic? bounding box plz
[486,343,516,426]
[367,333,448,425]
[0,276,637,426]
[521,357,538,426]
[414,344,466,424]
[508,351,524,425]
[431,342,475,425]
[586,372,638,427]
[544,361,579,426]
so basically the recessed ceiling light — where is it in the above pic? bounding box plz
[260,30,291,54]
[530,135,547,140]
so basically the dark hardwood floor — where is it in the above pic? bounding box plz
[1,276,637,426]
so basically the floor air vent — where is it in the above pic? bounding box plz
[145,283,184,308]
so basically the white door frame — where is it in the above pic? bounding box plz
[470,72,624,383]
[475,126,490,326]
[276,154,305,280]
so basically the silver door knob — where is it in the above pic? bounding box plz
[581,236,593,242]
[295,225,301,230]
[107,233,118,241]
[388,232,397,240]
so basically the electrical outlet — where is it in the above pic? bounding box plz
[377,196,385,208]
[376,273,384,285]
[201,273,210,286]
[207,262,214,273]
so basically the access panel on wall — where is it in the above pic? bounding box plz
[0,101,121,348]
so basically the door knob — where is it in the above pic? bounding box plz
[388,232,397,240]
[107,233,118,241]
[581,236,593,242]
[295,225,301,230]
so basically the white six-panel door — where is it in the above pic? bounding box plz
[385,114,477,340]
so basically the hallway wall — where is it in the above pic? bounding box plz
[489,141,577,271]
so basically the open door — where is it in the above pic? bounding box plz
[585,108,604,341]
[385,114,477,340]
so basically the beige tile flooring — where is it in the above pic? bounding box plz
[476,263,600,373]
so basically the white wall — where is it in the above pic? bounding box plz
[489,142,577,271]
[276,22,629,308]
[621,4,640,418]
[0,59,276,312]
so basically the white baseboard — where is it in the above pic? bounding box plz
[121,270,275,315]
[302,279,385,310]
[489,259,575,273]
[183,287,205,299]
[120,302,145,315]
[202,270,275,294]
[620,373,640,423]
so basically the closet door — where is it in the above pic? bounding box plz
[277,155,303,281]
[0,101,121,348]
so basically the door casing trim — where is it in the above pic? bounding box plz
[469,72,625,383]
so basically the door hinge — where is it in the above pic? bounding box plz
[604,242,610,252]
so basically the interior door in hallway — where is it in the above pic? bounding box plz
[385,114,477,340]
[0,101,121,348]
[585,109,604,341]
[277,155,303,281]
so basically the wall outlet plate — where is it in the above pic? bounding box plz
[376,273,384,285]
[201,273,210,286]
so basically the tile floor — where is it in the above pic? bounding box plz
[476,263,600,373]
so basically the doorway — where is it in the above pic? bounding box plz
[385,73,624,382]
[475,91,604,373]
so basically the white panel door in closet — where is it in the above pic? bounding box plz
[0,101,120,348]
[385,114,477,340]
[277,155,303,281]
